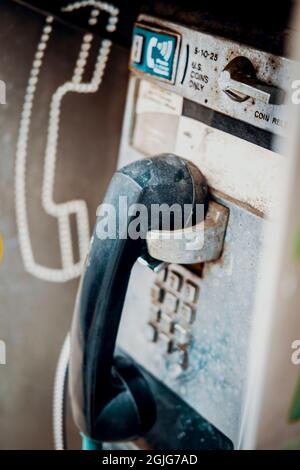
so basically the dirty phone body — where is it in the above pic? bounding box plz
[112,14,293,450]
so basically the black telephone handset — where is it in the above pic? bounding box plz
[69,154,208,446]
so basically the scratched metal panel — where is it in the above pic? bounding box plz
[117,197,263,446]
[130,15,294,137]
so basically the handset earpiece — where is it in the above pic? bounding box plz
[69,154,208,445]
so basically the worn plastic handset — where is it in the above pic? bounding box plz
[69,154,208,443]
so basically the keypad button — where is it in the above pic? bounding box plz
[168,348,188,373]
[163,291,178,314]
[183,281,199,303]
[157,332,173,354]
[180,303,196,324]
[151,284,164,304]
[166,271,182,292]
[160,313,174,333]
[149,305,161,322]
[174,324,191,346]
[145,323,158,342]
[157,268,167,282]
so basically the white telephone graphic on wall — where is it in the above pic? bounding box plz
[15,1,119,283]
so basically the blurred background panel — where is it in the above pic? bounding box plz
[0,0,129,449]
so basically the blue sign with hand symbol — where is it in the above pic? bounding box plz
[131,25,178,82]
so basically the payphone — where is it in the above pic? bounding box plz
[1,0,298,452]
[109,15,292,449]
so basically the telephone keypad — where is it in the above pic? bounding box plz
[146,264,201,371]
[149,306,161,325]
